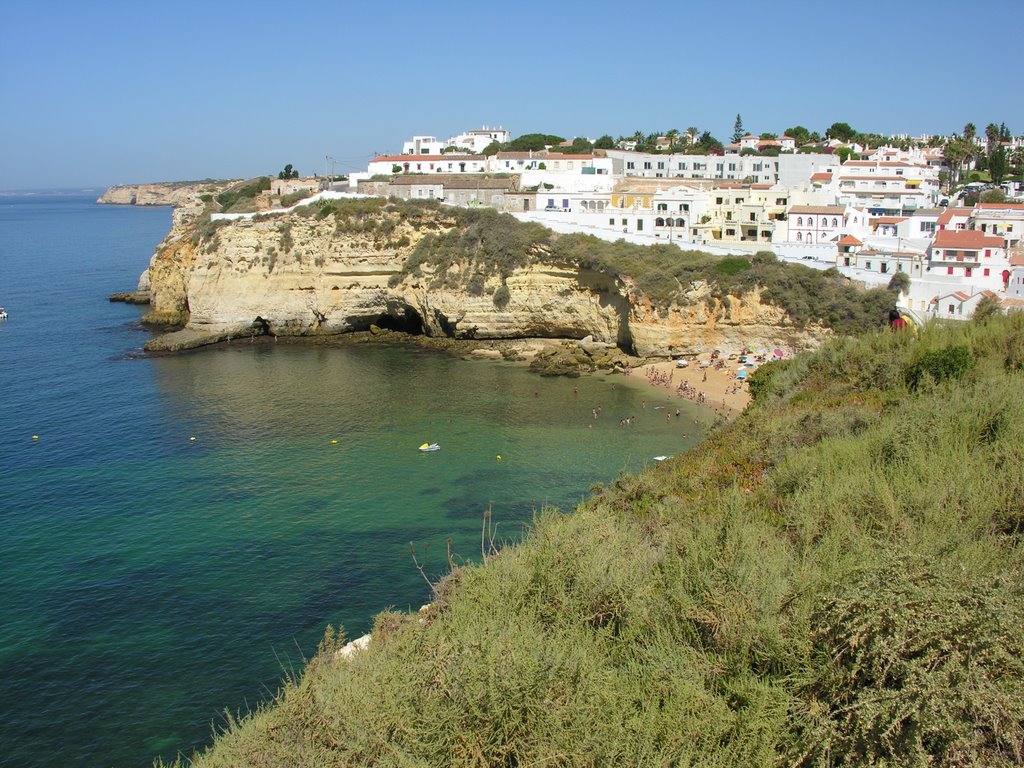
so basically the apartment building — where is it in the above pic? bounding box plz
[603,149,839,187]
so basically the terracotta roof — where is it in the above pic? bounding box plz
[810,172,833,181]
[932,230,1004,249]
[936,207,972,225]
[750,183,773,189]
[976,203,1024,211]
[837,235,863,245]
[789,205,845,214]
[1010,253,1024,266]
[954,291,971,301]
[546,154,596,160]
[873,216,907,224]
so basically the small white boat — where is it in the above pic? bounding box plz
[675,358,689,368]
[419,442,440,452]
[0,307,7,320]
[653,455,670,462]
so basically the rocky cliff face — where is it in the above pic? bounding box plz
[97,181,233,206]
[141,204,828,355]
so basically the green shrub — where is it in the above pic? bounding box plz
[278,223,293,253]
[904,345,974,390]
[715,257,752,276]
[216,177,271,212]
[467,273,486,296]
[492,284,510,307]
[790,553,1024,766]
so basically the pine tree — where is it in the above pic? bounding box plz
[732,114,745,144]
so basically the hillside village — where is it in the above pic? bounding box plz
[247,122,1024,323]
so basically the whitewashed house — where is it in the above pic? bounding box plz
[367,154,488,176]
[971,203,1024,248]
[927,229,1010,292]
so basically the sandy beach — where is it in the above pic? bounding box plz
[631,358,752,418]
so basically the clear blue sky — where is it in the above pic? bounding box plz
[2,0,1021,190]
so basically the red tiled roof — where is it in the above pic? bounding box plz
[976,203,1024,211]
[837,235,863,245]
[810,172,833,181]
[936,207,972,226]
[873,216,907,224]
[932,230,1004,249]
[1010,253,1024,266]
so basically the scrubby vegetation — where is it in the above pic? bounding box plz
[215,177,272,213]
[383,203,896,332]
[165,314,1024,768]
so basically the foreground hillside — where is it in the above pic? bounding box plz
[165,314,1024,767]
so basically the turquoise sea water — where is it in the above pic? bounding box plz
[0,195,708,767]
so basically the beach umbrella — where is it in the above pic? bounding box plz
[773,348,784,358]
[737,369,748,379]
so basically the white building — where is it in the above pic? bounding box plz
[603,149,839,187]
[367,154,488,176]
[1004,254,1024,300]
[787,205,856,245]
[927,229,1010,292]
[928,290,998,320]
[448,126,510,153]
[971,203,1024,248]
[400,126,511,156]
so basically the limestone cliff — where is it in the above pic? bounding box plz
[97,181,234,207]
[140,201,828,356]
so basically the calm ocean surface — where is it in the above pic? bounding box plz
[0,194,707,767]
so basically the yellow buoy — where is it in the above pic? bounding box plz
[496,455,502,461]
[330,439,338,445]
[32,435,39,441]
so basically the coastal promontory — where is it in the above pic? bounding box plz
[97,180,234,207]
[136,194,900,357]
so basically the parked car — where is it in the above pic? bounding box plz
[544,205,564,212]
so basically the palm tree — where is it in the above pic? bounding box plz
[686,126,698,145]
[985,123,1000,155]
[666,128,680,152]
[943,137,968,192]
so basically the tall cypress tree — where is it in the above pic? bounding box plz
[732,114,745,144]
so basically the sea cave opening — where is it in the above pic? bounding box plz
[373,305,425,335]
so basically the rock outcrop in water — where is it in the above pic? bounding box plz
[139,200,830,356]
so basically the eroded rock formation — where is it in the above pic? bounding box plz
[139,202,828,356]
